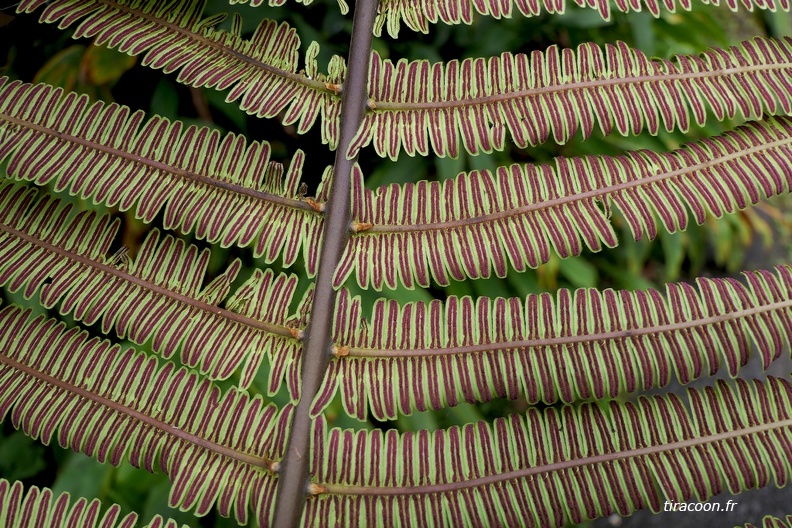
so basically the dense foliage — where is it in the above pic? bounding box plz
[1,0,792,526]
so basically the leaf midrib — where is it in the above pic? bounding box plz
[319,415,792,496]
[363,127,792,234]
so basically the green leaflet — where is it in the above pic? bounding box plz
[0,77,327,272]
[0,304,292,525]
[5,0,792,526]
[340,118,792,289]
[0,478,185,527]
[351,38,792,159]
[376,0,792,37]
[741,516,792,528]
[16,0,346,147]
[0,182,306,393]
[319,267,792,419]
[308,378,792,526]
[239,0,350,15]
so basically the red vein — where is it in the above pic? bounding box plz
[370,60,792,111]
[0,353,269,468]
[0,223,295,339]
[319,416,792,496]
[345,293,792,358]
[364,124,792,234]
[0,114,316,213]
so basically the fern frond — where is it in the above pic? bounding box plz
[350,38,792,159]
[235,0,351,15]
[308,378,792,526]
[339,117,792,289]
[317,266,792,419]
[0,183,305,393]
[0,305,292,525]
[376,0,791,37]
[17,0,346,146]
[0,78,326,271]
[0,479,185,528]
[743,516,792,528]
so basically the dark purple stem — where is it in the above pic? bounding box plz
[270,1,378,526]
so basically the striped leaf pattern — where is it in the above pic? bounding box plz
[339,117,792,289]
[307,378,792,526]
[0,78,325,272]
[0,183,304,393]
[317,267,792,420]
[376,0,792,37]
[0,305,292,526]
[237,0,350,15]
[350,37,792,159]
[16,0,345,146]
[744,516,792,528]
[0,479,184,528]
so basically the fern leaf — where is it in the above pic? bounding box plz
[0,305,291,525]
[0,183,304,393]
[376,0,791,37]
[339,117,792,289]
[742,516,792,528]
[236,0,351,15]
[317,266,792,419]
[350,38,792,159]
[308,378,792,526]
[0,478,187,528]
[0,78,326,271]
[16,0,345,146]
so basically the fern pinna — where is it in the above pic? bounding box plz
[2,0,792,526]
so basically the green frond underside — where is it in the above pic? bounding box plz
[307,378,792,527]
[376,0,792,37]
[316,267,792,419]
[16,0,346,146]
[0,78,327,271]
[339,117,792,288]
[234,0,350,15]
[0,478,187,528]
[0,305,292,525]
[0,183,305,394]
[7,0,792,527]
[742,515,792,528]
[351,37,792,159]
